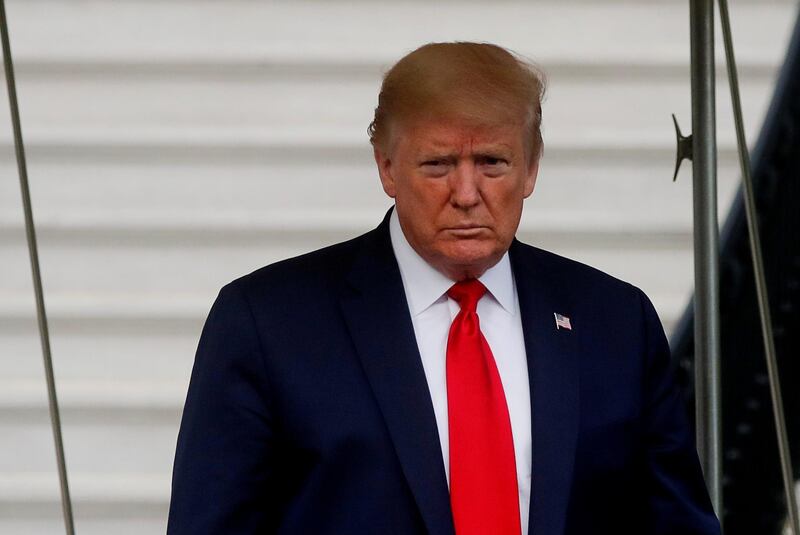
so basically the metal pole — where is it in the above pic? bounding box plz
[690,0,723,518]
[0,1,76,533]
[717,1,800,531]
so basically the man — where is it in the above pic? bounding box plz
[168,42,720,534]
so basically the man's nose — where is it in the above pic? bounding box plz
[449,162,481,208]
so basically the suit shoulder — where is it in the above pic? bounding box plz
[513,241,662,339]
[513,240,641,300]
[221,229,372,301]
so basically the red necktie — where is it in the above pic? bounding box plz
[447,279,521,535]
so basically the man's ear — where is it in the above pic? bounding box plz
[374,146,397,198]
[523,154,540,198]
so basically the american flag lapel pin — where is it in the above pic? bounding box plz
[554,312,572,331]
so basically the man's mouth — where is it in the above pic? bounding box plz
[446,226,488,237]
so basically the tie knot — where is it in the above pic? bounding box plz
[447,279,487,312]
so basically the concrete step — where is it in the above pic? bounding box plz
[0,249,691,333]
[0,472,168,535]
[4,1,793,67]
[0,140,743,234]
[0,217,700,282]
[1,65,775,139]
[0,285,688,394]
[0,380,181,476]
[1,331,199,385]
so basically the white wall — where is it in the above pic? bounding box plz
[0,1,797,532]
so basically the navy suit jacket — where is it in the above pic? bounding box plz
[168,209,720,534]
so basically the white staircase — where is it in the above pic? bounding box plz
[0,1,796,532]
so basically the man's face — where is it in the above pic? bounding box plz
[374,118,539,280]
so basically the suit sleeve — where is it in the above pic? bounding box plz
[167,281,277,534]
[635,287,722,535]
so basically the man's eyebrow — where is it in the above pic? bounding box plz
[414,143,513,160]
[474,143,513,152]
[416,150,457,160]
[473,146,514,158]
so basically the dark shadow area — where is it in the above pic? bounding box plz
[670,9,800,534]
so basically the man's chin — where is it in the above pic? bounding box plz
[435,249,503,280]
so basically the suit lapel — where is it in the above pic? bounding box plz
[510,241,581,535]
[338,213,455,535]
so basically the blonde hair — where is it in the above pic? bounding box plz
[368,42,546,160]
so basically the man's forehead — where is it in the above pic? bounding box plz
[407,123,519,152]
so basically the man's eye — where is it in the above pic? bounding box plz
[481,157,507,166]
[421,161,449,173]
[479,157,509,175]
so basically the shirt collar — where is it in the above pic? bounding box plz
[389,207,517,317]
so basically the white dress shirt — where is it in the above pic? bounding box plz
[389,209,532,534]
